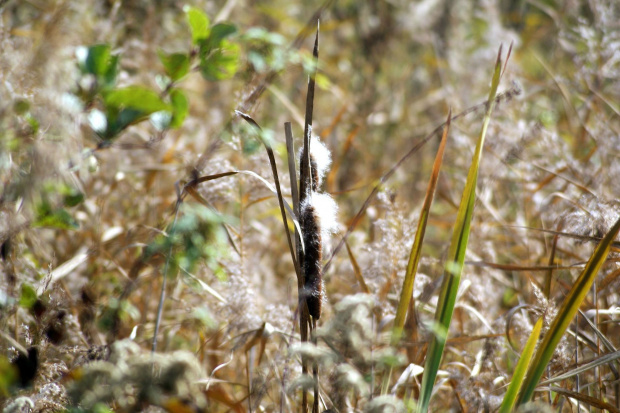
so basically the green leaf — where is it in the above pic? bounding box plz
[105,86,171,114]
[0,355,18,397]
[209,23,237,45]
[158,51,190,81]
[13,99,30,115]
[515,215,620,406]
[417,47,505,413]
[19,283,38,309]
[499,316,543,413]
[79,44,118,88]
[103,54,119,88]
[33,201,79,230]
[185,6,210,43]
[199,40,240,81]
[60,185,84,207]
[169,89,189,128]
[25,113,39,134]
[145,203,229,275]
[82,44,111,76]
[148,89,188,131]
[101,87,172,138]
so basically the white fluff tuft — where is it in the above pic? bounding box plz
[301,191,339,241]
[310,135,332,186]
[299,135,332,188]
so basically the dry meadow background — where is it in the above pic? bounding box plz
[1,0,620,412]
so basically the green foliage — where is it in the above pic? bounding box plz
[184,7,240,81]
[499,317,543,413]
[145,204,230,277]
[77,44,119,91]
[157,51,190,81]
[199,40,240,81]
[73,8,239,141]
[417,49,505,413]
[0,355,18,397]
[244,27,287,73]
[97,86,171,138]
[59,184,85,207]
[169,89,189,128]
[515,216,620,406]
[104,86,171,114]
[33,200,79,230]
[19,283,37,309]
[185,6,211,43]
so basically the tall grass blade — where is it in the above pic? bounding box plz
[538,349,620,386]
[543,234,559,298]
[417,45,506,413]
[391,109,451,346]
[515,215,620,406]
[543,386,620,413]
[499,316,543,413]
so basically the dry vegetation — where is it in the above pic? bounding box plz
[1,0,620,412]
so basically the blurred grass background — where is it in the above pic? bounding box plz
[1,0,620,411]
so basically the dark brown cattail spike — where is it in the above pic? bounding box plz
[301,194,323,319]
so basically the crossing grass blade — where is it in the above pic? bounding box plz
[416,45,506,413]
[234,110,300,279]
[515,215,620,406]
[391,109,451,346]
[499,316,543,413]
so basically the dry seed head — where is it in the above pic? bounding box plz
[300,191,338,320]
[298,132,337,319]
[299,134,332,191]
[300,196,323,319]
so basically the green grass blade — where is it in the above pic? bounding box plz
[499,316,543,413]
[417,46,505,413]
[391,110,452,346]
[515,215,620,406]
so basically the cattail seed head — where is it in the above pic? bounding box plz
[301,198,323,319]
[300,191,338,319]
[299,134,337,320]
[299,134,332,192]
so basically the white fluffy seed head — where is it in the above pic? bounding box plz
[299,135,332,188]
[310,135,331,186]
[300,191,339,242]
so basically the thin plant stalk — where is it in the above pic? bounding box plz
[152,196,181,353]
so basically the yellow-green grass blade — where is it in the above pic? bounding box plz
[417,46,505,413]
[515,215,620,406]
[499,316,543,413]
[391,110,452,346]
